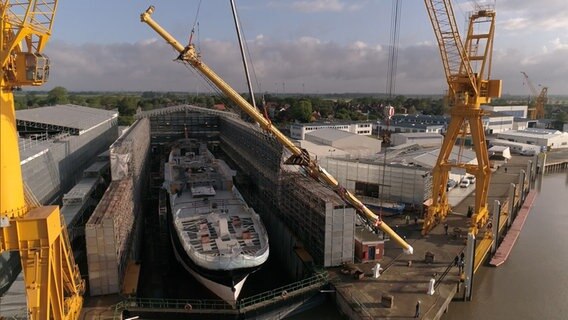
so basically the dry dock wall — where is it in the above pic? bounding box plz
[141,106,357,274]
[219,117,355,269]
[86,118,150,296]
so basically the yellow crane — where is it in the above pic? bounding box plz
[1,1,85,319]
[521,71,548,120]
[422,1,501,235]
[140,6,414,255]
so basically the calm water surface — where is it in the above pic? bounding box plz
[290,173,568,320]
[445,173,568,320]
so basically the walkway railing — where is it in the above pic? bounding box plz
[113,271,328,317]
[18,132,70,151]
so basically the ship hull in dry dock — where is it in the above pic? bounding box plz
[168,208,258,303]
[163,139,269,304]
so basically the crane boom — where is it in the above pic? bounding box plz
[141,6,413,255]
[423,0,501,235]
[521,71,547,119]
[1,1,85,319]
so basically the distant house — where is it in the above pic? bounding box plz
[213,104,226,111]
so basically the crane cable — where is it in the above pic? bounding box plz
[233,3,272,125]
[188,0,203,46]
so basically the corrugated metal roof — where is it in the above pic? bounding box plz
[306,128,354,141]
[292,120,373,128]
[393,132,443,138]
[16,104,117,133]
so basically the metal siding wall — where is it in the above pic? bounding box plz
[219,117,354,267]
[320,157,429,206]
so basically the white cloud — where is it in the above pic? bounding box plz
[551,38,568,50]
[289,0,362,13]
[501,18,528,31]
[43,35,567,95]
[497,0,568,32]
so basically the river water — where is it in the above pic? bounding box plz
[286,173,568,320]
[445,172,568,320]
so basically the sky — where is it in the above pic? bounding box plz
[38,0,568,95]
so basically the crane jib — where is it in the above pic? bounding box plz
[140,6,414,255]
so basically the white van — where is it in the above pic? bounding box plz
[459,179,470,188]
[520,149,536,156]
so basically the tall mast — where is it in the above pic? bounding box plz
[230,0,257,110]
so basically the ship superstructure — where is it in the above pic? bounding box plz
[164,139,269,303]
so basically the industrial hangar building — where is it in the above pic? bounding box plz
[482,105,528,119]
[289,121,373,140]
[297,129,477,210]
[391,132,443,147]
[1,105,119,317]
[497,128,568,150]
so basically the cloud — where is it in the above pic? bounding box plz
[497,0,568,32]
[43,35,567,95]
[288,0,362,13]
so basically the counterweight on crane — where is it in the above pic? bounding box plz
[0,1,85,319]
[140,6,414,255]
[521,71,547,120]
[422,0,501,235]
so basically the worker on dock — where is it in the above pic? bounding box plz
[415,300,421,318]
[459,252,465,273]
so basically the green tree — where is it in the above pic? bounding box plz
[117,96,139,116]
[47,86,69,105]
[314,99,334,118]
[553,111,568,130]
[25,92,39,107]
[289,99,313,122]
[69,94,86,106]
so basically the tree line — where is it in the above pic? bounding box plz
[15,86,567,128]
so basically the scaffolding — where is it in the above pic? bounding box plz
[86,118,150,296]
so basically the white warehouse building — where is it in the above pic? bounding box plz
[391,132,443,147]
[483,112,515,134]
[290,121,373,140]
[304,128,380,158]
[497,129,568,150]
[482,105,528,119]
[301,144,478,209]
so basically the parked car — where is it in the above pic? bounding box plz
[466,175,476,184]
[459,179,470,188]
[520,149,537,156]
[447,179,458,189]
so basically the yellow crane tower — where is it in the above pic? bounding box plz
[140,6,414,254]
[521,71,548,120]
[1,1,85,319]
[422,1,501,235]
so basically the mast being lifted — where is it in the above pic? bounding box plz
[141,6,413,255]
[230,0,257,110]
